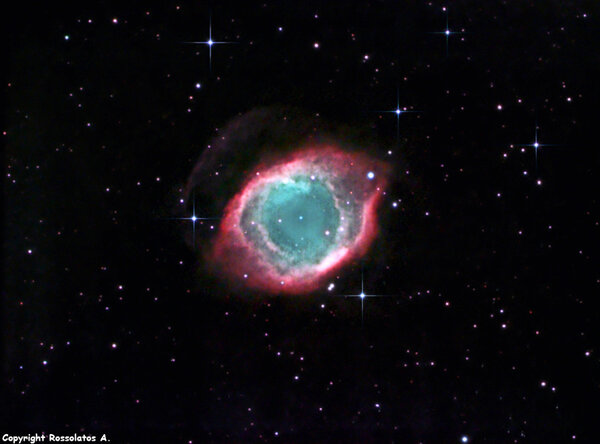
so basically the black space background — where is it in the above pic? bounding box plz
[4,1,600,442]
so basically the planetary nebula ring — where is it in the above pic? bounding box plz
[213,146,388,294]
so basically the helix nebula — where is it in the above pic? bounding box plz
[212,146,388,294]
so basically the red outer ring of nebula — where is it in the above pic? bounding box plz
[210,145,388,294]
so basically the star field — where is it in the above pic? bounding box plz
[4,1,600,442]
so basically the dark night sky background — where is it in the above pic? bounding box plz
[4,1,600,442]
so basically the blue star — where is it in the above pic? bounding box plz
[520,125,557,174]
[429,8,465,55]
[375,88,420,141]
[169,191,220,246]
[183,16,236,71]
[340,268,393,326]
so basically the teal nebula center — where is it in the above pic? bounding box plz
[255,176,340,267]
